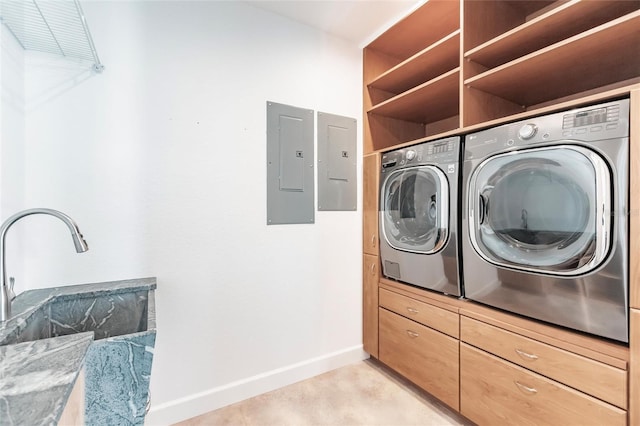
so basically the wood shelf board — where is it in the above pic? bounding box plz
[466,0,640,68]
[367,114,426,153]
[631,87,640,310]
[369,83,639,154]
[370,30,460,94]
[462,0,556,52]
[369,69,459,123]
[465,12,640,107]
[363,48,404,85]
[367,0,460,60]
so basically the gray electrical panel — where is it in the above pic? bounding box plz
[317,112,357,211]
[266,101,315,225]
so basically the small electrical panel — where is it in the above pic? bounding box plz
[266,101,315,225]
[317,112,357,211]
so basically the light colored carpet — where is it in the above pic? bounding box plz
[175,359,471,426]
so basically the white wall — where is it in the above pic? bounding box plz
[19,1,364,424]
[0,25,26,289]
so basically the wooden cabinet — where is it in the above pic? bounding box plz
[379,307,459,410]
[363,254,379,358]
[460,343,626,426]
[631,309,640,426]
[362,154,379,256]
[460,316,627,409]
[379,288,458,339]
[362,3,639,424]
[363,0,460,152]
[462,1,640,125]
[363,0,640,152]
[363,153,380,358]
[631,87,640,312]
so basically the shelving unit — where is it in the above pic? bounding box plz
[0,0,104,72]
[369,30,460,96]
[465,0,640,68]
[369,69,459,123]
[362,2,640,424]
[363,0,460,153]
[465,11,640,109]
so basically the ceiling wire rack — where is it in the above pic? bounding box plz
[0,0,104,72]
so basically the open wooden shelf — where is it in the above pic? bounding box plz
[366,0,459,62]
[369,30,460,95]
[369,68,459,123]
[464,11,640,108]
[465,0,639,69]
[363,0,640,419]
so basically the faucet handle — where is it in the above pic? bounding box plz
[8,277,16,301]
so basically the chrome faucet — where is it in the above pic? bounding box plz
[0,208,89,322]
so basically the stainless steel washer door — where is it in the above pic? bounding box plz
[468,145,611,275]
[381,165,449,254]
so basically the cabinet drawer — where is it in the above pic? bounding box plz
[379,288,459,338]
[378,308,459,410]
[460,343,626,426]
[460,316,627,409]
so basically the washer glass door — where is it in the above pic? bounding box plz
[381,165,449,254]
[468,145,611,275]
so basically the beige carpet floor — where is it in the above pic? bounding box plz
[175,359,472,426]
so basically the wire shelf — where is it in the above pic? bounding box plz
[0,0,104,72]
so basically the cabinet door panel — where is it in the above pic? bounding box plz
[630,308,640,426]
[379,308,459,410]
[460,316,627,408]
[380,288,459,338]
[363,254,379,357]
[460,343,626,426]
[363,154,379,255]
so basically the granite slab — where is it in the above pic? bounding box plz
[0,333,92,425]
[0,277,156,426]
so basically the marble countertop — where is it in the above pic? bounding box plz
[0,277,156,425]
[0,333,92,425]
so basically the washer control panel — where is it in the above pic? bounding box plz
[381,137,460,173]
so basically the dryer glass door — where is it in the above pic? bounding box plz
[381,165,449,254]
[468,145,611,275]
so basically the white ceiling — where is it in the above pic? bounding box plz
[245,0,422,47]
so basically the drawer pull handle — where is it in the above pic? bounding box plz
[406,330,419,338]
[406,307,419,314]
[371,235,376,247]
[515,348,539,361]
[370,263,376,275]
[515,381,538,395]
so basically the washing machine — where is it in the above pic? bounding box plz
[379,136,462,296]
[462,99,629,342]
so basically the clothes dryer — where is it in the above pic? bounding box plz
[462,99,629,342]
[379,137,462,296]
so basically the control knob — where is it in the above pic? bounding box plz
[406,150,417,161]
[518,123,538,140]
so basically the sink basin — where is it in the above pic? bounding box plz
[2,289,151,345]
[0,278,157,425]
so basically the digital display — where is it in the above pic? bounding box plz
[573,108,607,127]
[428,141,453,155]
[563,106,618,129]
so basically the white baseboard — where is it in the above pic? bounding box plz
[145,345,368,425]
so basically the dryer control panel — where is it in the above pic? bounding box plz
[465,99,630,159]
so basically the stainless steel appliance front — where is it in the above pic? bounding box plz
[462,99,629,342]
[379,137,462,296]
